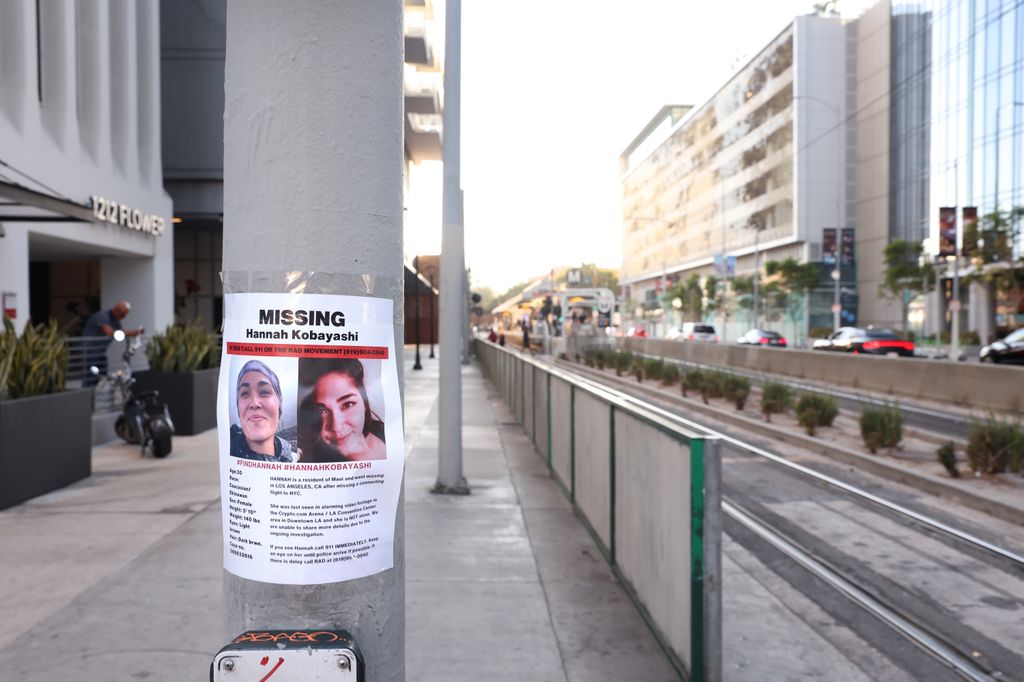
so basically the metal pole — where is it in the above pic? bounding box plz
[436,0,468,494]
[223,1,405,677]
[413,256,423,370]
[833,112,842,331]
[703,438,723,682]
[752,228,760,328]
[462,267,471,365]
[952,160,960,362]
[934,257,942,356]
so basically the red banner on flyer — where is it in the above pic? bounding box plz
[226,342,389,359]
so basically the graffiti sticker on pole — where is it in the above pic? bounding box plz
[217,292,404,585]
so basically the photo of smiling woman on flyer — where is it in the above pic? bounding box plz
[298,358,386,463]
[230,359,295,462]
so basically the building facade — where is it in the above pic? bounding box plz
[160,0,444,331]
[620,15,857,343]
[0,0,173,334]
[857,0,1024,341]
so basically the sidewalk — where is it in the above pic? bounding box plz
[0,351,676,681]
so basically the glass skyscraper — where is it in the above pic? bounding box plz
[892,0,1024,246]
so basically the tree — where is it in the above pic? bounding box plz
[491,280,530,311]
[558,263,618,291]
[668,274,704,321]
[474,286,497,313]
[765,258,821,334]
[965,207,1024,332]
[731,275,755,312]
[880,240,933,333]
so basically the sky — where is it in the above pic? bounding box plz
[404,0,876,293]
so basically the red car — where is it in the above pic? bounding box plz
[813,327,914,357]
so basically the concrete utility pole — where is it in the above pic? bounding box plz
[223,2,405,679]
[436,0,469,493]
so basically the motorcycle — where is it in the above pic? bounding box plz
[91,330,175,458]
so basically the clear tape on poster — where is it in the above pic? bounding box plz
[217,270,405,585]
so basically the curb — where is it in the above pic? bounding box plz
[556,360,1024,529]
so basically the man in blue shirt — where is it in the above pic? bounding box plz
[82,301,144,386]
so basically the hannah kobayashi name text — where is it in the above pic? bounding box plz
[246,328,359,342]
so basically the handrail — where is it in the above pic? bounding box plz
[487,340,709,445]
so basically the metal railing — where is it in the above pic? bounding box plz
[475,338,722,682]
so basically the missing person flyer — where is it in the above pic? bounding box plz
[217,292,404,585]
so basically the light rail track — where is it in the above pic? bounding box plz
[558,360,1024,569]
[549,357,1024,679]
[724,500,996,682]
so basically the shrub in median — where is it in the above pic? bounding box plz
[613,351,632,377]
[860,404,903,453]
[937,441,959,478]
[761,382,793,422]
[631,357,645,382]
[966,415,1024,475]
[795,393,839,436]
[722,375,751,411]
[682,369,703,398]
[661,363,680,386]
[700,371,726,405]
[643,358,665,382]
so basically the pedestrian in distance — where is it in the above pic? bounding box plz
[522,321,531,352]
[81,300,144,386]
[230,360,295,462]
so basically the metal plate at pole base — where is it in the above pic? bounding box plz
[431,478,471,495]
[211,630,363,681]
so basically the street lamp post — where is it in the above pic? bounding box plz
[426,266,436,359]
[752,225,765,328]
[413,256,423,370]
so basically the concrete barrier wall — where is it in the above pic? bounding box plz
[550,376,573,492]
[614,410,693,666]
[622,338,1023,413]
[475,340,719,679]
[524,362,535,440]
[534,368,549,458]
[574,390,612,548]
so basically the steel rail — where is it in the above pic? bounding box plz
[558,362,1024,569]
[724,500,995,682]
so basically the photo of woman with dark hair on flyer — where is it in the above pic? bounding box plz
[297,357,386,463]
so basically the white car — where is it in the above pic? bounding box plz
[668,322,718,342]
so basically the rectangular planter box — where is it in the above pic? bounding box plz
[132,367,218,435]
[0,389,93,510]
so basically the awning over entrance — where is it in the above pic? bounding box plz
[0,180,93,224]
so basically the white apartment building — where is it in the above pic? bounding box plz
[620,15,857,342]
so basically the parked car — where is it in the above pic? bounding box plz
[737,329,788,347]
[979,328,1024,364]
[813,327,915,357]
[668,322,718,342]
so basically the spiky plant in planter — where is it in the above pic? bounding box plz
[0,316,68,399]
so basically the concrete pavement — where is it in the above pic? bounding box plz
[0,347,942,680]
[0,351,677,681]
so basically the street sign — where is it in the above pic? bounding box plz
[831,303,841,314]
[597,290,614,314]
